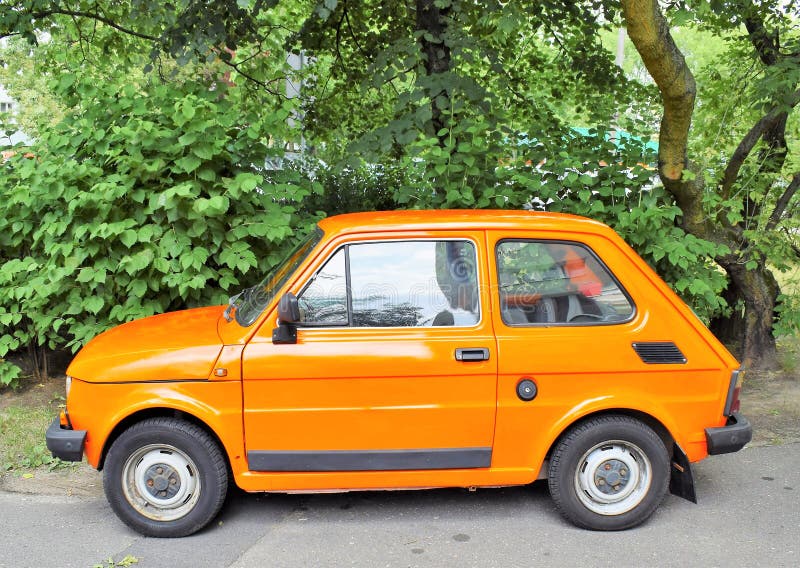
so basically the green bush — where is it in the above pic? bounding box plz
[394,125,730,323]
[0,75,736,389]
[0,78,317,386]
[290,160,400,215]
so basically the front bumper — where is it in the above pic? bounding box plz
[705,412,752,455]
[45,417,87,462]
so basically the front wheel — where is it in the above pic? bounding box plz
[548,415,669,530]
[103,417,228,537]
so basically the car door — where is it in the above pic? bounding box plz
[241,232,498,473]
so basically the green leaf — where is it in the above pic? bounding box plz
[129,280,148,298]
[234,173,261,193]
[178,132,198,146]
[84,296,104,314]
[174,155,202,173]
[76,268,95,283]
[58,73,76,92]
[197,168,217,182]
[120,230,137,248]
[206,195,230,217]
[191,143,217,160]
[180,103,196,120]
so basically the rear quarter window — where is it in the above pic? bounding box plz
[496,240,634,326]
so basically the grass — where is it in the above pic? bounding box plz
[777,335,800,374]
[0,402,69,472]
[92,556,139,568]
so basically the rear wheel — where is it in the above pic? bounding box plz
[548,415,669,530]
[103,417,228,537]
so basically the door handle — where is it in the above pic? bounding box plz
[455,348,490,362]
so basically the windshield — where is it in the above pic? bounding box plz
[233,227,323,327]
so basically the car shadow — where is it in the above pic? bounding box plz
[217,478,558,527]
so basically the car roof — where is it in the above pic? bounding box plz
[317,209,610,236]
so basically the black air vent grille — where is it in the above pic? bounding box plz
[632,342,687,364]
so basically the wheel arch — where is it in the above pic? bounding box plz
[98,407,229,472]
[546,408,676,465]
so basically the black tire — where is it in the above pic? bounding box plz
[548,415,669,531]
[103,417,228,537]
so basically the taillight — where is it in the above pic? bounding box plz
[729,386,741,414]
[723,370,744,416]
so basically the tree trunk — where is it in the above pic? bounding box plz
[712,261,780,369]
[415,0,451,137]
[709,282,743,344]
[621,0,783,369]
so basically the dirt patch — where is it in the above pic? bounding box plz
[0,374,66,412]
[740,369,800,446]
[0,464,103,498]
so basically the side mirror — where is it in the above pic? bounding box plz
[272,292,300,344]
[277,292,301,324]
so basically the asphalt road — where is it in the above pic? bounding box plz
[1,444,798,568]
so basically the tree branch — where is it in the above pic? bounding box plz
[333,4,351,77]
[415,0,452,138]
[343,3,370,63]
[739,7,791,222]
[217,57,285,99]
[720,88,800,199]
[620,0,695,183]
[744,14,779,66]
[26,9,160,42]
[767,172,800,230]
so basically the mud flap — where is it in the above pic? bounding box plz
[669,443,697,503]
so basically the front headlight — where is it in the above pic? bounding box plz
[65,375,72,398]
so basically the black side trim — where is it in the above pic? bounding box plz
[45,417,87,462]
[632,342,687,364]
[248,447,492,472]
[89,378,211,385]
[705,413,752,455]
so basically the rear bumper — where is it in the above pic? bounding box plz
[45,417,87,462]
[705,412,752,455]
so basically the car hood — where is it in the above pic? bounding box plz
[67,306,226,383]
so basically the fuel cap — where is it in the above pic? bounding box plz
[516,378,538,401]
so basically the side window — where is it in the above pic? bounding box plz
[496,240,634,326]
[296,240,481,328]
[298,248,348,325]
[348,240,480,327]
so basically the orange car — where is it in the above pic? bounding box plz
[46,210,751,537]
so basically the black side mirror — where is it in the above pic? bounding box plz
[277,292,301,323]
[273,292,300,344]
